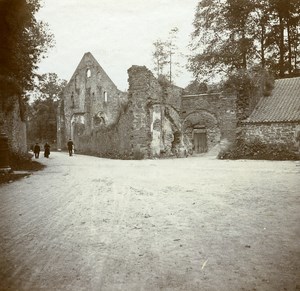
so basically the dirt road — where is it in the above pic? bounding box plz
[0,152,299,290]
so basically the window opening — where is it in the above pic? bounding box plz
[71,92,75,107]
[86,69,91,78]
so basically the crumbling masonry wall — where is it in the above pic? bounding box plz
[181,92,237,152]
[58,53,238,159]
[0,95,27,154]
[58,52,126,151]
[127,66,187,158]
[68,65,187,158]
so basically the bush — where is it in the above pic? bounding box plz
[9,151,45,171]
[132,148,144,160]
[101,150,133,160]
[218,139,299,160]
[77,149,143,160]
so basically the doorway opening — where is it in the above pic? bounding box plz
[193,126,207,153]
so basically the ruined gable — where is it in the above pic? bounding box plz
[57,52,127,150]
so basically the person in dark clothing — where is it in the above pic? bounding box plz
[33,143,40,158]
[44,142,50,158]
[67,139,74,156]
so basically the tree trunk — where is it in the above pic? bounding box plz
[279,15,285,77]
[287,18,293,74]
[260,21,265,68]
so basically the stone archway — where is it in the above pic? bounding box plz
[183,110,220,154]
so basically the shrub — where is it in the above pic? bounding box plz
[218,139,299,160]
[132,149,144,160]
[8,150,45,171]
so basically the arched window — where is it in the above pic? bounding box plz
[71,92,75,107]
[75,74,79,89]
[86,69,91,78]
[104,91,108,102]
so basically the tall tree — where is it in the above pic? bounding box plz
[152,27,182,84]
[152,40,168,77]
[0,0,54,98]
[189,0,256,80]
[189,0,300,80]
[166,27,181,83]
[267,0,300,76]
[27,73,66,146]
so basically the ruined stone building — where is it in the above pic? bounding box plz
[57,52,238,158]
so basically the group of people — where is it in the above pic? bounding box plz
[33,139,74,158]
[33,142,50,159]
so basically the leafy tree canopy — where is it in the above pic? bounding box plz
[152,27,182,84]
[0,0,54,98]
[27,73,66,146]
[189,0,300,81]
[184,80,208,94]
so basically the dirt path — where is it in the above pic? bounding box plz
[0,152,299,291]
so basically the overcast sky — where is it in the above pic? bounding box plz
[36,0,197,91]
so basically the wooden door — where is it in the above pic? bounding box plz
[193,132,207,153]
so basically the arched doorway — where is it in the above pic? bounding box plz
[183,110,220,154]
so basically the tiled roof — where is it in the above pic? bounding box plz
[245,77,300,123]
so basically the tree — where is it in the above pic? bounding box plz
[189,0,256,81]
[35,73,67,101]
[189,0,300,80]
[222,67,274,120]
[0,0,54,98]
[27,73,66,146]
[266,0,300,76]
[152,40,168,77]
[184,80,208,94]
[152,27,182,84]
[166,27,182,83]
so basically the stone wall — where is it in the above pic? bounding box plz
[240,122,300,149]
[0,95,27,154]
[69,64,187,159]
[181,92,237,153]
[59,52,125,149]
[58,53,239,159]
[127,66,187,158]
[75,104,133,157]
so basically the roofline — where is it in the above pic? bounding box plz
[182,92,222,98]
[65,52,123,92]
[242,120,300,125]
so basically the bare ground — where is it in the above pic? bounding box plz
[0,152,299,291]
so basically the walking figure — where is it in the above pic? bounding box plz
[33,143,40,159]
[44,142,50,158]
[67,139,74,156]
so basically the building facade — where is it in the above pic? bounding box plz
[57,52,127,152]
[240,77,300,154]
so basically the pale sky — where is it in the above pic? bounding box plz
[36,0,197,91]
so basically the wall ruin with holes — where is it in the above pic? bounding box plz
[127,66,187,158]
[57,52,127,152]
[58,52,238,158]
[57,57,189,158]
